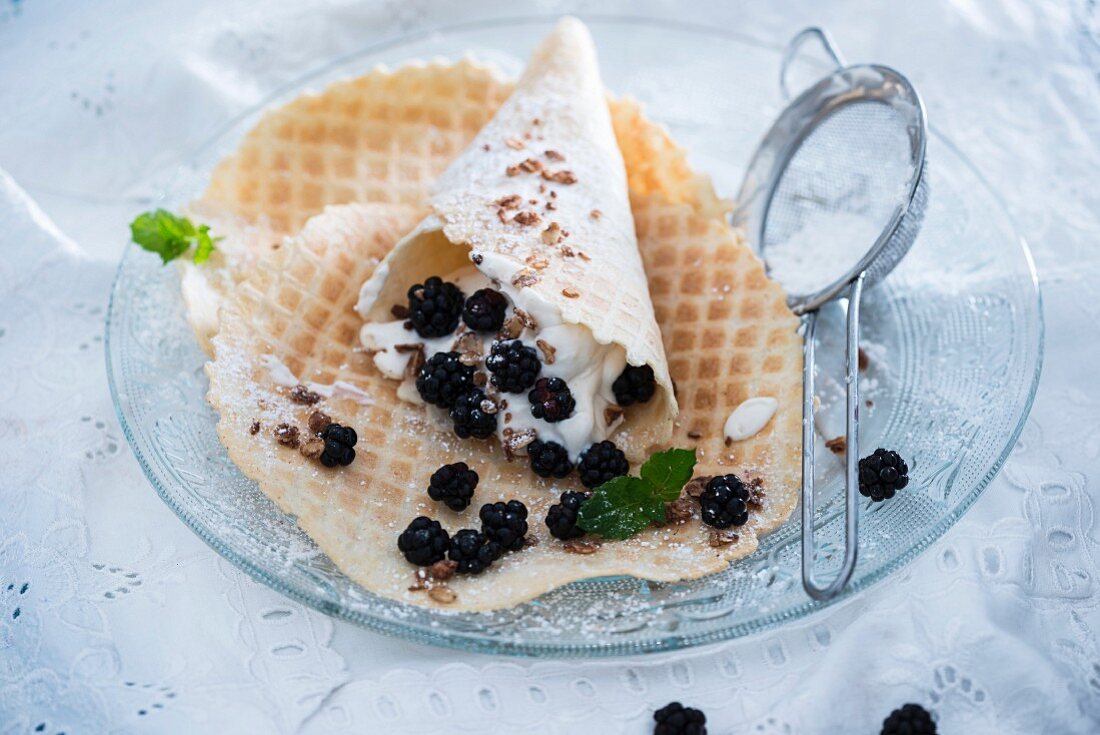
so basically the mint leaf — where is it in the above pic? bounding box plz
[129,209,217,265]
[576,476,662,540]
[640,447,698,502]
[193,224,216,264]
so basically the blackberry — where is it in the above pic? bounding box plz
[448,529,502,574]
[319,423,357,467]
[528,377,576,423]
[612,364,657,406]
[486,340,541,393]
[479,500,529,551]
[397,516,449,566]
[450,389,498,439]
[527,439,573,479]
[858,448,910,502]
[577,441,629,488]
[462,288,508,332]
[880,704,936,735]
[545,491,589,540]
[407,276,464,338]
[653,702,707,735]
[698,474,749,528]
[416,351,476,408]
[428,462,479,511]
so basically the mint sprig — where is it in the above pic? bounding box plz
[576,448,697,540]
[129,209,219,265]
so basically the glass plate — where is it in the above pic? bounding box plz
[106,15,1042,657]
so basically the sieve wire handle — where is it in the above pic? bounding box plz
[801,273,863,600]
[780,27,847,101]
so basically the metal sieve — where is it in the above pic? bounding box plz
[734,28,929,600]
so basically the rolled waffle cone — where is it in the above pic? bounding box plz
[195,18,801,611]
[358,18,676,456]
[208,194,800,611]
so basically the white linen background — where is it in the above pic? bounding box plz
[1,0,1099,732]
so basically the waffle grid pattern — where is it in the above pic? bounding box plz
[200,59,803,611]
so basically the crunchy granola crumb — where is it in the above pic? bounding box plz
[526,256,550,270]
[397,344,425,378]
[684,476,713,498]
[507,157,543,176]
[577,251,591,262]
[708,529,740,547]
[561,286,581,299]
[289,384,322,405]
[428,559,458,581]
[550,190,557,198]
[665,497,695,524]
[541,169,577,184]
[825,436,847,455]
[479,398,499,415]
[503,428,537,460]
[299,436,324,459]
[505,137,525,150]
[604,404,623,426]
[532,117,541,126]
[429,587,457,604]
[273,423,300,449]
[307,410,332,435]
[249,420,261,435]
[454,331,482,356]
[495,194,522,209]
[687,430,703,439]
[513,210,542,226]
[482,143,491,151]
[560,244,575,258]
[545,201,557,211]
[563,539,600,554]
[858,347,869,371]
[747,477,766,510]
[535,339,556,364]
[544,149,565,161]
[589,209,602,220]
[390,304,410,319]
[514,308,538,330]
[512,270,541,289]
[473,371,488,387]
[498,316,523,340]
[408,569,429,591]
[541,221,563,245]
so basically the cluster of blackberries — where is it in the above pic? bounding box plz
[697,474,750,529]
[398,466,530,575]
[486,340,541,393]
[427,462,479,511]
[653,702,707,735]
[880,704,936,735]
[416,351,475,408]
[407,279,510,339]
[858,448,910,502]
[545,490,589,540]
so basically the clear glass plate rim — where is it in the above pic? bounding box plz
[104,14,1045,657]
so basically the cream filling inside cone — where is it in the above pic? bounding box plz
[357,220,627,461]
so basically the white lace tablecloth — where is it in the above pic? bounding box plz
[2,1,1099,732]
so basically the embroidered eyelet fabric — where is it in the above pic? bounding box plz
[1,0,1098,732]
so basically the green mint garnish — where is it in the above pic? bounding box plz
[576,448,697,540]
[129,209,219,265]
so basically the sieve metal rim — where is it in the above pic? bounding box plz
[734,62,928,314]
